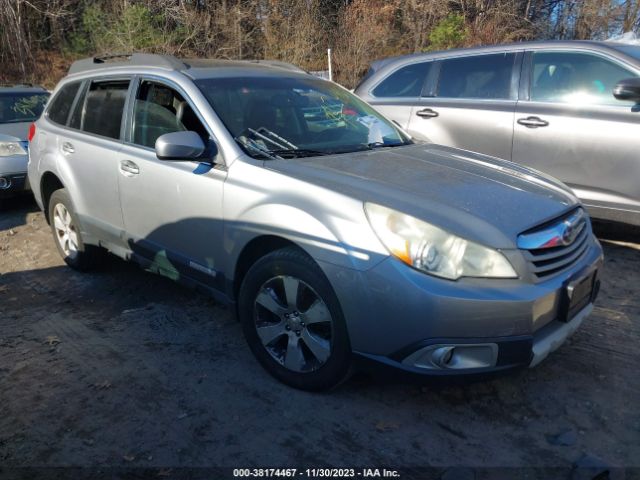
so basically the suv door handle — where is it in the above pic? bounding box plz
[61,142,75,154]
[416,108,439,118]
[517,116,549,128]
[120,160,140,176]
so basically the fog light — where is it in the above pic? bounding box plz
[0,177,10,189]
[432,346,455,367]
[402,343,498,370]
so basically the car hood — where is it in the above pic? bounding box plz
[0,122,30,140]
[265,143,579,249]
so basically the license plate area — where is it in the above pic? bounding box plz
[559,270,597,322]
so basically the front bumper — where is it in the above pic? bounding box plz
[321,238,603,377]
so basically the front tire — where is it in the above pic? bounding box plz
[48,188,102,271]
[238,247,352,391]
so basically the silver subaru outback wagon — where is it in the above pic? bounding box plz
[28,54,603,390]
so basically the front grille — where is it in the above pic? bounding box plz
[518,208,591,279]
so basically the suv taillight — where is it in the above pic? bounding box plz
[28,123,36,142]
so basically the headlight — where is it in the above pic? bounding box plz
[0,141,27,157]
[365,203,517,280]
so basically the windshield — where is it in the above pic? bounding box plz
[195,76,411,158]
[0,92,49,124]
[614,45,640,62]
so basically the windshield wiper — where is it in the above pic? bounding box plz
[242,127,298,150]
[235,128,328,159]
[366,141,408,149]
[267,149,329,158]
[234,135,282,160]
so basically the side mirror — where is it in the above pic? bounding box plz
[155,131,206,161]
[613,78,640,102]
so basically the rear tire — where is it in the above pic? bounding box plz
[238,247,352,391]
[48,188,102,271]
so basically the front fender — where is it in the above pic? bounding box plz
[222,160,389,275]
[226,203,388,273]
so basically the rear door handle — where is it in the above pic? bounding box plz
[416,108,439,118]
[120,160,139,176]
[517,116,549,128]
[61,142,75,154]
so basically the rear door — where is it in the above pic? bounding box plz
[52,77,131,247]
[361,61,434,129]
[407,52,521,160]
[512,49,640,219]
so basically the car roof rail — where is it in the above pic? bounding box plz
[182,58,308,74]
[245,60,307,73]
[69,53,187,75]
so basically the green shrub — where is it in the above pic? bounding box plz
[428,13,468,50]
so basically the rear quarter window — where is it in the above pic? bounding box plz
[372,62,432,98]
[47,82,81,125]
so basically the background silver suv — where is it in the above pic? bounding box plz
[28,54,602,390]
[0,85,49,203]
[355,40,640,226]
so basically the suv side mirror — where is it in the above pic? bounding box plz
[613,78,640,102]
[155,131,207,161]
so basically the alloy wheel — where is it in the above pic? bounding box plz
[52,203,79,258]
[254,275,333,373]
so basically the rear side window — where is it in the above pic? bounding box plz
[437,53,516,100]
[74,80,130,140]
[530,51,638,106]
[47,82,81,125]
[372,62,432,98]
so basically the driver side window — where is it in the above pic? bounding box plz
[132,80,209,148]
[530,51,638,106]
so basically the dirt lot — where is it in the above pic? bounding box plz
[1,196,639,479]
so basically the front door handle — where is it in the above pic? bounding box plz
[120,160,139,176]
[416,108,439,118]
[61,142,75,154]
[517,116,549,128]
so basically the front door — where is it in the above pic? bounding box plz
[512,50,640,220]
[117,78,227,290]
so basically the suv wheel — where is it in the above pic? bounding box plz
[238,247,352,391]
[48,189,102,271]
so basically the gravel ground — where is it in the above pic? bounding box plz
[0,196,639,479]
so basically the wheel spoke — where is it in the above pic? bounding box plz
[300,329,330,363]
[68,230,79,252]
[63,209,72,227]
[256,321,287,346]
[281,276,300,308]
[256,289,286,316]
[53,215,65,232]
[54,204,66,223]
[62,234,70,254]
[302,299,331,325]
[284,335,305,371]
